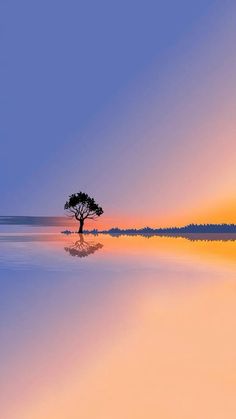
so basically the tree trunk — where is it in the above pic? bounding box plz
[78,218,84,234]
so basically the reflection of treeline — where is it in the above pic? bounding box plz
[84,224,236,238]
[161,233,236,242]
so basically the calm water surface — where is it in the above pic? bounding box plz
[0,232,236,419]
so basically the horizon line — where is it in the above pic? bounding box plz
[0,216,236,229]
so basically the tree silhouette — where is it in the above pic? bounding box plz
[64,192,104,233]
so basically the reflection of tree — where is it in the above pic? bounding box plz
[64,234,103,258]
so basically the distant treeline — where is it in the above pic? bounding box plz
[1,217,236,237]
[84,224,236,236]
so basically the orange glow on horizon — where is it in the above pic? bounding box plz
[82,197,236,230]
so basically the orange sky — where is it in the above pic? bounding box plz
[82,197,236,229]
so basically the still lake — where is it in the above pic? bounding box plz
[0,232,236,419]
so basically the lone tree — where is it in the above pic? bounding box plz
[64,192,104,233]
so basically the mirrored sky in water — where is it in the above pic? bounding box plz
[0,233,236,419]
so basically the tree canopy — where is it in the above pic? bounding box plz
[64,192,104,233]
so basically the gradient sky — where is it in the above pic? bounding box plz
[1,0,235,227]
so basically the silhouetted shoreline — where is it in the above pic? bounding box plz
[62,224,236,242]
[1,218,236,241]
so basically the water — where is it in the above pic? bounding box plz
[0,232,236,419]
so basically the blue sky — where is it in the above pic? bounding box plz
[1,1,235,226]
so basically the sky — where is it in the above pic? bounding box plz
[1,0,236,227]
